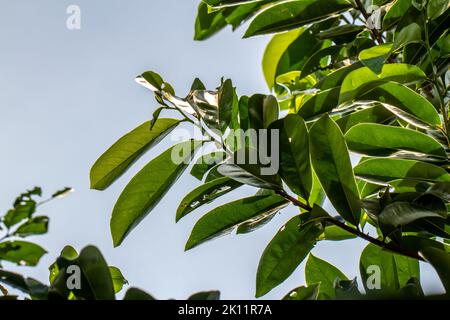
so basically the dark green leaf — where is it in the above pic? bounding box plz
[420,247,450,292]
[188,291,221,300]
[195,2,227,40]
[309,115,361,225]
[255,216,323,297]
[176,177,242,222]
[123,287,156,300]
[186,195,288,250]
[269,114,312,199]
[190,151,226,181]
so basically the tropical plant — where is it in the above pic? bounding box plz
[90,0,450,299]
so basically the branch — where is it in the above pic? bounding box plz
[279,191,425,262]
[354,0,384,45]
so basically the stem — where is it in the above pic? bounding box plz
[280,191,425,261]
[354,0,384,45]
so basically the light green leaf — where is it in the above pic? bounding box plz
[354,158,450,184]
[90,119,180,190]
[186,195,288,250]
[297,87,340,120]
[309,115,361,225]
[111,140,200,247]
[359,43,393,74]
[339,64,426,104]
[109,266,128,294]
[345,124,447,158]
[0,241,47,267]
[262,29,303,89]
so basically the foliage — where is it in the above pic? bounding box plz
[0,187,72,268]
[91,0,450,299]
[0,244,219,300]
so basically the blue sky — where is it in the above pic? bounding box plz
[0,0,443,299]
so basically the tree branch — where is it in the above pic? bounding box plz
[278,191,425,262]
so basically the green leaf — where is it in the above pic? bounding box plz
[378,200,447,227]
[255,216,323,297]
[3,200,36,228]
[111,140,200,247]
[123,287,156,300]
[354,158,450,184]
[243,0,352,38]
[109,266,128,294]
[420,247,450,292]
[176,177,242,222]
[336,103,394,133]
[188,291,221,300]
[297,87,340,121]
[383,0,413,29]
[360,243,419,296]
[339,64,426,104]
[13,216,49,237]
[360,82,441,127]
[190,151,226,181]
[309,115,361,225]
[0,270,48,299]
[314,61,363,90]
[262,29,303,89]
[305,254,348,299]
[77,246,115,300]
[194,2,227,40]
[218,150,283,190]
[283,283,320,300]
[0,241,47,267]
[300,45,348,80]
[90,119,180,190]
[359,43,393,74]
[269,114,312,199]
[345,124,447,158]
[248,94,279,129]
[427,0,450,19]
[185,195,288,250]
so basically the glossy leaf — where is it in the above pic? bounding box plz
[186,195,288,250]
[309,115,361,225]
[345,124,447,158]
[90,119,180,190]
[176,177,242,222]
[339,64,426,104]
[283,283,320,300]
[195,2,227,40]
[354,158,450,184]
[111,140,200,247]
[244,0,352,37]
[360,82,441,127]
[269,114,312,199]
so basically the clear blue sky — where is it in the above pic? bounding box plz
[0,0,443,299]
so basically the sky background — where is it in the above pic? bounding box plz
[0,0,444,299]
